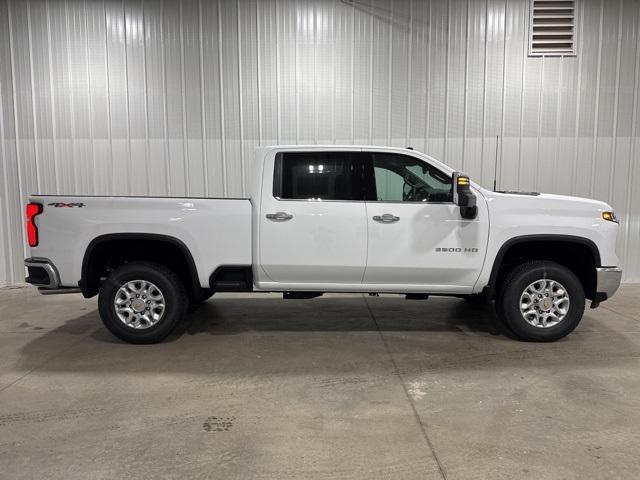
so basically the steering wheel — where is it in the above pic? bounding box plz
[402,174,430,202]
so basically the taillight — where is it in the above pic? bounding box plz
[26,202,43,247]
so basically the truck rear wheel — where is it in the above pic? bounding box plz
[98,261,188,344]
[496,261,585,342]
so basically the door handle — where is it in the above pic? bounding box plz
[373,214,400,223]
[266,211,293,222]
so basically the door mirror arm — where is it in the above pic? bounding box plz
[452,171,478,220]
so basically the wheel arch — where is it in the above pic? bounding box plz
[80,233,201,299]
[486,234,601,301]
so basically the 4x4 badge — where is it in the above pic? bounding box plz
[47,202,85,208]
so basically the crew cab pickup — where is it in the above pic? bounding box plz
[24,146,622,344]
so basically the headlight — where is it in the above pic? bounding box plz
[602,211,619,223]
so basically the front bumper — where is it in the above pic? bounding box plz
[24,258,81,295]
[594,267,622,302]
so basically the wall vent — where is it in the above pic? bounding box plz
[529,0,576,56]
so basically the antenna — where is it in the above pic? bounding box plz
[493,135,499,192]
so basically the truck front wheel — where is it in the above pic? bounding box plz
[496,261,585,342]
[98,261,188,344]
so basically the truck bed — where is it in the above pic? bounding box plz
[28,195,252,289]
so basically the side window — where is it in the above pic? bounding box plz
[371,154,452,202]
[273,152,364,201]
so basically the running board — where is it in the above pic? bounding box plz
[283,292,324,299]
[38,288,82,295]
[405,293,430,300]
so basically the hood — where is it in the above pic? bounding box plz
[480,188,613,216]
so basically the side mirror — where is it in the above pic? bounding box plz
[452,172,477,219]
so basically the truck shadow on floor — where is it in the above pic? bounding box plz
[16,296,639,375]
[178,296,512,337]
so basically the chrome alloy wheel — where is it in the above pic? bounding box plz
[519,279,570,328]
[114,280,166,329]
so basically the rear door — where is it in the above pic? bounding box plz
[258,150,369,285]
[362,152,487,290]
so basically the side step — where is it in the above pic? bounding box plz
[283,292,323,299]
[212,280,248,290]
[38,287,82,295]
[405,293,430,300]
[209,266,253,292]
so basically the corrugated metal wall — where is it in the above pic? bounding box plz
[1,0,639,285]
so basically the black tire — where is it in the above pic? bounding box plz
[98,261,188,344]
[496,260,585,342]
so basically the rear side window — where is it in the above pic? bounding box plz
[273,152,365,201]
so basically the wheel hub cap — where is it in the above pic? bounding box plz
[131,298,146,312]
[519,279,570,328]
[114,280,166,330]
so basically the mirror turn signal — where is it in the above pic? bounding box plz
[453,172,477,220]
[602,211,619,223]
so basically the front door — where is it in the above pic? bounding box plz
[259,150,368,286]
[362,152,487,290]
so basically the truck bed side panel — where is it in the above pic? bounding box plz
[28,196,252,288]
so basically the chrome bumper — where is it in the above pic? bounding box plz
[595,267,622,300]
[24,258,81,295]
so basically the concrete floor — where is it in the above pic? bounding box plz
[0,286,639,479]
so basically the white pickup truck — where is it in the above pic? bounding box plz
[24,146,621,344]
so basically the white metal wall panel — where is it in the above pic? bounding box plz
[352,2,371,144]
[619,0,640,280]
[445,0,466,171]
[1,0,640,285]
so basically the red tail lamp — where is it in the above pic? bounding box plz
[26,202,43,247]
